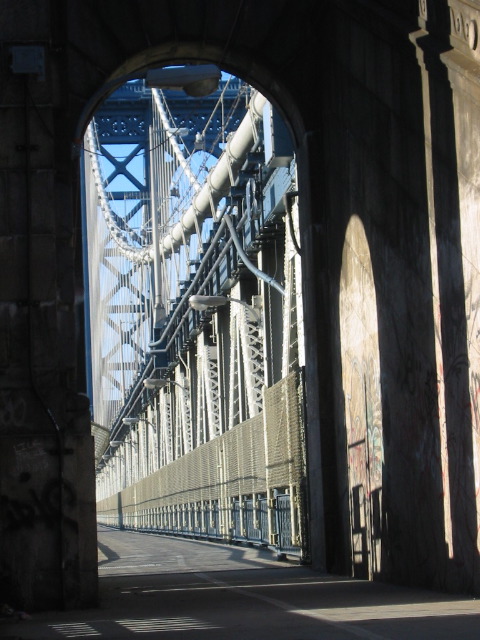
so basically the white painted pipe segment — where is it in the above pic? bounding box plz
[149,90,267,260]
[90,90,267,265]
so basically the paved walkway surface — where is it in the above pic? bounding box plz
[2,526,480,639]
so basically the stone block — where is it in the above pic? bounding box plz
[30,170,56,234]
[30,234,57,302]
[3,170,27,234]
[0,236,28,301]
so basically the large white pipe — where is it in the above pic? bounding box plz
[149,90,266,261]
[89,90,266,265]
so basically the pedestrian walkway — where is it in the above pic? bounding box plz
[2,527,480,639]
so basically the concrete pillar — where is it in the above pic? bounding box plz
[296,129,329,571]
[410,0,480,593]
[0,6,97,610]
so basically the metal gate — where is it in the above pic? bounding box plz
[275,492,298,556]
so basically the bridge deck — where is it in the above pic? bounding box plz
[97,524,289,576]
[2,526,480,639]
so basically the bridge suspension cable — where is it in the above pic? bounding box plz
[87,90,266,268]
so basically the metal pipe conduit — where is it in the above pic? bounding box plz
[223,213,285,296]
[149,213,230,348]
[150,188,267,351]
[99,90,268,438]
[149,90,266,260]
[162,231,235,351]
[151,196,285,352]
[88,90,266,265]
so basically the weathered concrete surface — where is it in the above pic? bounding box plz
[316,1,480,596]
[0,0,98,609]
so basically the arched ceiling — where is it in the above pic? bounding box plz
[55,0,325,146]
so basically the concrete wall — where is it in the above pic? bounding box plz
[316,1,480,593]
[1,0,480,610]
[0,0,98,610]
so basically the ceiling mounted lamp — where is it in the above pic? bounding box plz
[188,294,262,325]
[122,417,139,426]
[188,295,229,312]
[74,64,221,150]
[146,64,221,97]
[143,378,169,390]
[144,378,189,390]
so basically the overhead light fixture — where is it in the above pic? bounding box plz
[143,378,169,389]
[165,127,190,137]
[74,65,221,151]
[188,294,229,312]
[189,294,262,325]
[144,378,188,390]
[146,64,221,97]
[122,417,139,426]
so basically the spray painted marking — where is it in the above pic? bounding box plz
[0,390,26,429]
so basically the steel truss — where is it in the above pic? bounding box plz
[84,78,248,434]
[228,283,264,428]
[196,334,222,444]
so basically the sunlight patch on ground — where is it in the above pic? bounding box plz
[116,616,220,633]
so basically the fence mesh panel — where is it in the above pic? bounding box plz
[97,372,305,545]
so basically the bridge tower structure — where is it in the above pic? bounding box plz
[84,78,248,451]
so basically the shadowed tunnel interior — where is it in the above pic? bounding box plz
[1,0,480,615]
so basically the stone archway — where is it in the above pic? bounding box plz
[0,0,326,610]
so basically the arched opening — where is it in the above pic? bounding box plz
[80,60,308,567]
[339,215,384,580]
[4,0,480,618]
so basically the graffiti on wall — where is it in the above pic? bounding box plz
[0,390,27,430]
[465,270,480,553]
[340,215,384,580]
[0,475,78,532]
[0,439,78,532]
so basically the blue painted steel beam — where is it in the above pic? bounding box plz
[95,79,247,156]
